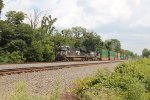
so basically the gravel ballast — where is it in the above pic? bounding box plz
[0,62,120,98]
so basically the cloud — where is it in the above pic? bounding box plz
[2,0,150,55]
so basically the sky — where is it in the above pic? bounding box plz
[1,0,150,55]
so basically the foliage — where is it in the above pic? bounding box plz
[142,48,150,58]
[41,15,57,35]
[73,59,150,100]
[0,0,4,16]
[125,82,146,100]
[6,11,25,24]
[0,11,56,63]
[0,50,25,63]
[42,36,55,61]
[104,39,121,52]
[60,29,76,47]
[82,31,103,52]
[25,40,44,62]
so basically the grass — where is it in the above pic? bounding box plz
[1,78,62,100]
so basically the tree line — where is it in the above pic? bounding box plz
[0,1,136,63]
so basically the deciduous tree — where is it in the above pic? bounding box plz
[0,0,4,19]
[6,11,25,24]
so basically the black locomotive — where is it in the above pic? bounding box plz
[55,45,98,61]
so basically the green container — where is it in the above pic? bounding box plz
[96,48,108,58]
[108,51,118,59]
[113,52,117,58]
[101,49,108,58]
[120,54,125,60]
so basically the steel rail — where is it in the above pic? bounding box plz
[0,61,125,76]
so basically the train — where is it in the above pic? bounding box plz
[55,45,127,61]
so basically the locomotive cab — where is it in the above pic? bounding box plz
[55,45,70,61]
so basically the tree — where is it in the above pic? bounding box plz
[125,50,134,58]
[6,11,25,24]
[61,29,76,46]
[0,20,33,53]
[71,26,86,48]
[72,26,86,39]
[82,31,103,52]
[41,15,57,35]
[0,11,34,63]
[105,39,121,52]
[58,26,103,52]
[53,32,65,47]
[0,0,4,19]
[104,40,112,51]
[142,48,149,58]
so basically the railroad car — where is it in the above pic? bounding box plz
[108,51,117,60]
[96,49,120,61]
[55,46,97,61]
[96,49,109,61]
[120,53,125,60]
[117,53,121,60]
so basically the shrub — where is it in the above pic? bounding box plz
[43,45,55,62]
[0,51,25,63]
[76,87,123,100]
[25,41,44,62]
[73,59,150,100]
[73,69,111,95]
[8,51,25,63]
[125,82,146,100]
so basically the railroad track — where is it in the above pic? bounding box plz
[0,61,125,76]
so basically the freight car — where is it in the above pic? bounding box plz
[96,48,126,61]
[96,49,109,61]
[55,46,97,61]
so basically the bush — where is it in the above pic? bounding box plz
[25,40,55,62]
[25,41,44,62]
[43,45,55,62]
[76,87,123,100]
[8,51,25,63]
[73,59,150,100]
[0,51,25,63]
[125,82,146,100]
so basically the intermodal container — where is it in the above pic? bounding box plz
[96,48,109,61]
[117,53,120,60]
[109,51,117,60]
[101,49,109,61]
[120,54,125,60]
